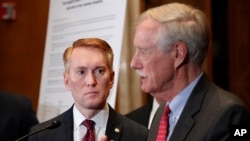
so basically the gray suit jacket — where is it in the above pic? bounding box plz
[28,105,148,141]
[148,74,250,141]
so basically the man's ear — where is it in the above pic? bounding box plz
[63,72,71,90]
[173,42,188,68]
[109,71,115,89]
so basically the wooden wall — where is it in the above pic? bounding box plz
[228,0,250,110]
[0,0,49,110]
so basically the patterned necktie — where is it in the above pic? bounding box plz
[82,119,95,141]
[156,105,171,141]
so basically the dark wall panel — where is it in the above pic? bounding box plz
[0,0,49,111]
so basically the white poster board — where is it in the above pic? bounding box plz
[37,0,127,122]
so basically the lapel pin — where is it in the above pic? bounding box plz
[114,128,120,133]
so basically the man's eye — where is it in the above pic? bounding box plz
[77,70,85,75]
[94,68,105,75]
[138,48,149,55]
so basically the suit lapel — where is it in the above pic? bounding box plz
[57,105,74,141]
[169,74,211,141]
[105,105,123,141]
[106,124,123,141]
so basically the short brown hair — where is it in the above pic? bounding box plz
[63,38,114,72]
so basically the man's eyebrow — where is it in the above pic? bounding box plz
[95,66,106,69]
[74,67,86,71]
[136,46,150,50]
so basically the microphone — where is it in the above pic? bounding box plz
[15,120,61,141]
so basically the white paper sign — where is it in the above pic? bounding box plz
[37,0,127,122]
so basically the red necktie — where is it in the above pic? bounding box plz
[82,119,95,141]
[156,105,171,141]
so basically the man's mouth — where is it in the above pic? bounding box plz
[85,91,98,95]
[136,70,147,78]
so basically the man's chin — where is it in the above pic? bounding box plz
[141,86,151,94]
[88,105,104,110]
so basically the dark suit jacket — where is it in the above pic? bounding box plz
[148,74,250,141]
[0,91,39,141]
[125,99,153,128]
[28,105,148,141]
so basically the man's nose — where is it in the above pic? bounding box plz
[86,73,97,86]
[130,52,141,69]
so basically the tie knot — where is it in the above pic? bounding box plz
[164,105,171,115]
[83,119,95,130]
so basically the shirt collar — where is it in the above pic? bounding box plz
[73,103,109,129]
[168,72,203,117]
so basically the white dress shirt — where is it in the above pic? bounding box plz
[73,104,109,141]
[148,98,160,129]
